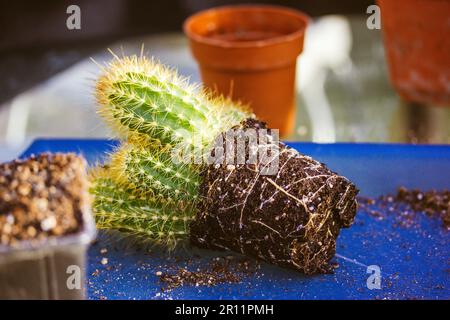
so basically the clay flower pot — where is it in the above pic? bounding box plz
[184,5,309,136]
[378,0,450,107]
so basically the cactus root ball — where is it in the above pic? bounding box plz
[190,119,359,274]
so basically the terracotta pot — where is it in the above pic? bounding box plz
[378,0,450,107]
[184,5,309,136]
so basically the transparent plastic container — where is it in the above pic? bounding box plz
[0,208,96,299]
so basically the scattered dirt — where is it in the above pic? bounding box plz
[158,255,259,291]
[191,118,358,274]
[358,187,450,229]
[0,153,89,246]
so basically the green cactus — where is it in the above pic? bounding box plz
[90,168,194,248]
[108,143,200,204]
[91,54,251,249]
[96,55,251,153]
[90,54,359,273]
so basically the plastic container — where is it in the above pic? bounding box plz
[378,0,450,107]
[0,208,96,299]
[184,5,309,137]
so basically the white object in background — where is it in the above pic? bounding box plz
[5,97,31,147]
[297,16,353,142]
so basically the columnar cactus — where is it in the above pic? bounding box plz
[109,144,200,203]
[96,54,250,153]
[90,168,194,248]
[91,54,249,249]
[91,54,359,274]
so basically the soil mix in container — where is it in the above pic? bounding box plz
[0,153,90,246]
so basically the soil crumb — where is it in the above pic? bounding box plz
[158,256,259,291]
[358,187,449,229]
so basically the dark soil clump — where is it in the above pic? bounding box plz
[190,119,359,274]
[0,153,89,246]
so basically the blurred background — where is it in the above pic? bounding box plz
[1,0,449,162]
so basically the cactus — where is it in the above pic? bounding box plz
[96,54,250,153]
[90,54,250,249]
[108,143,200,204]
[90,168,194,248]
[91,54,358,273]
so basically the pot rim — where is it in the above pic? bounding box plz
[183,4,310,49]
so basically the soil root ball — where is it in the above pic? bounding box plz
[190,119,359,274]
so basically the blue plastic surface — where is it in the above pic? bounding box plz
[21,138,450,300]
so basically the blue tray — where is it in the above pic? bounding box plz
[21,139,450,300]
